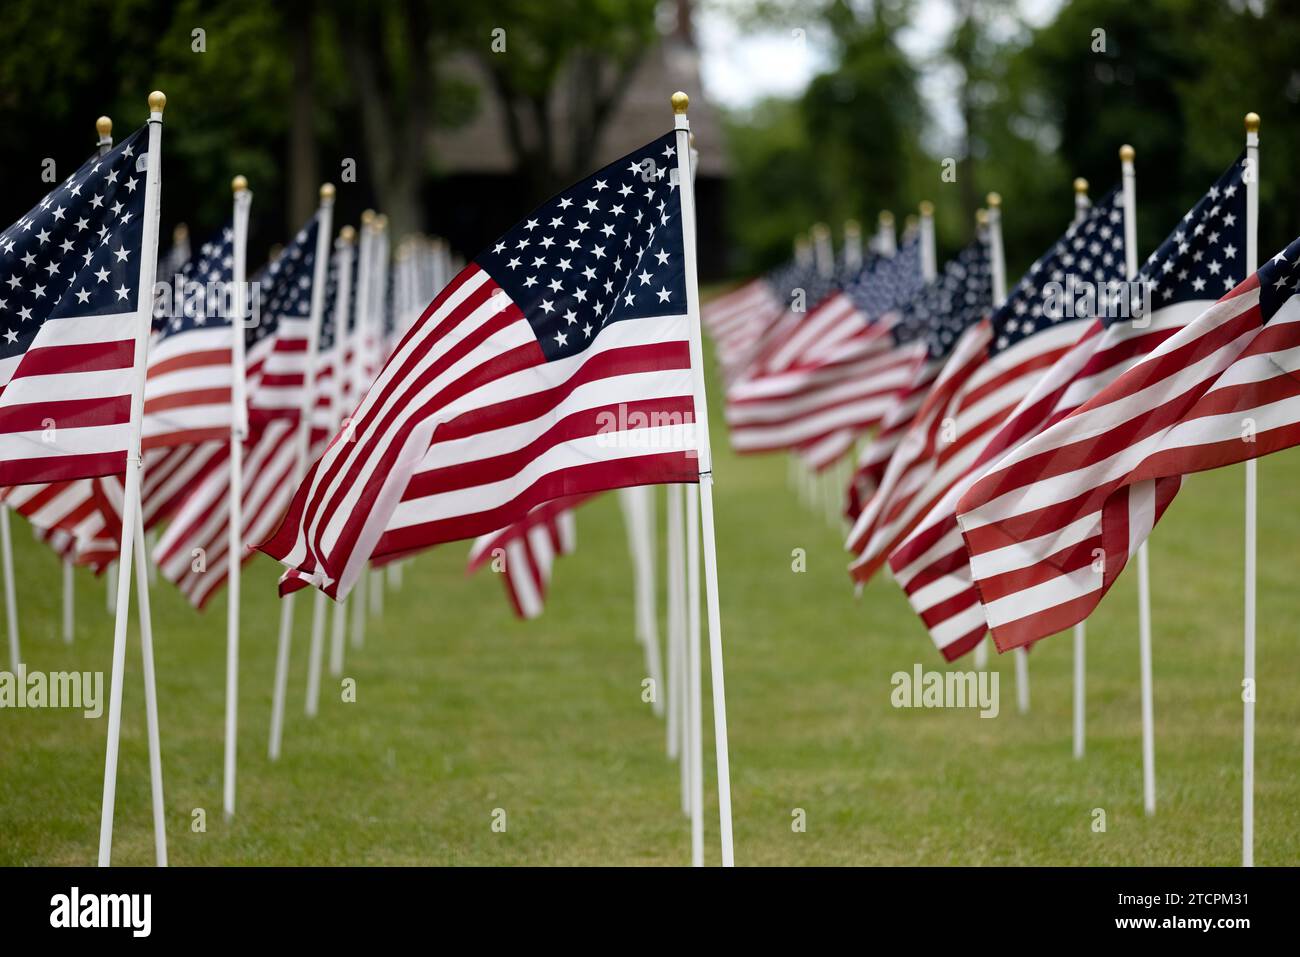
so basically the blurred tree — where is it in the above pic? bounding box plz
[721,0,924,273]
[472,0,660,200]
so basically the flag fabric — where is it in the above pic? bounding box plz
[956,174,1287,653]
[154,218,328,608]
[724,239,926,463]
[143,224,236,449]
[848,191,1130,584]
[1,476,121,573]
[0,128,151,486]
[893,159,1248,659]
[701,275,783,383]
[467,494,585,618]
[260,132,700,600]
[843,235,995,522]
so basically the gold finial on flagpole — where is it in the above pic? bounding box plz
[986,192,1001,209]
[1074,177,1089,194]
[374,214,388,232]
[148,91,166,114]
[811,222,829,239]
[361,209,376,228]
[173,223,188,244]
[1119,144,1135,163]
[919,200,934,217]
[671,91,690,114]
[879,210,894,226]
[232,175,249,194]
[1245,112,1260,133]
[320,183,336,201]
[340,226,357,243]
[96,116,112,137]
[976,208,988,226]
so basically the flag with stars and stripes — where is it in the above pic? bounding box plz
[955,165,1294,653]
[847,190,1128,585]
[724,237,927,466]
[143,223,236,448]
[154,219,333,609]
[845,236,992,520]
[0,127,152,486]
[260,132,700,600]
[894,158,1248,660]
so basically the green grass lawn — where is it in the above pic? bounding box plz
[2,331,1299,866]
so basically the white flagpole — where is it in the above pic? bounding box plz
[1,507,17,672]
[131,501,167,865]
[618,487,664,718]
[686,482,704,865]
[99,91,167,866]
[877,210,897,256]
[984,195,1026,697]
[666,483,684,761]
[63,554,74,644]
[1070,177,1091,758]
[223,174,253,820]
[1242,111,1260,866]
[673,91,735,864]
[684,132,705,855]
[269,183,335,759]
[309,225,356,714]
[675,487,690,814]
[919,201,937,281]
[842,219,862,272]
[1120,145,1157,815]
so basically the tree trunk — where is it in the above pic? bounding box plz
[288,0,319,232]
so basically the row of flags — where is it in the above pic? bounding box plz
[704,138,1270,668]
[1,92,737,866]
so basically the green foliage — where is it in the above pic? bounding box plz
[723,0,1300,278]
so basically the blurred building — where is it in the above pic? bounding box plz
[427,0,728,279]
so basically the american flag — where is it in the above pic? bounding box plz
[467,495,584,618]
[844,235,993,522]
[0,127,150,486]
[143,224,236,449]
[724,239,925,464]
[955,165,1273,652]
[701,274,784,384]
[1,476,121,573]
[154,218,330,608]
[7,222,235,561]
[846,191,1126,585]
[893,159,1248,659]
[260,132,700,600]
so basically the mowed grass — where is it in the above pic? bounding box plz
[2,327,1299,866]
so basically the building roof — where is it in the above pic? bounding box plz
[430,26,727,179]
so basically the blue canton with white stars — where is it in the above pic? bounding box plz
[842,234,926,322]
[1256,235,1300,323]
[1,127,148,358]
[250,215,320,349]
[890,236,992,360]
[477,132,685,361]
[155,223,233,336]
[1132,153,1248,326]
[991,187,1126,354]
